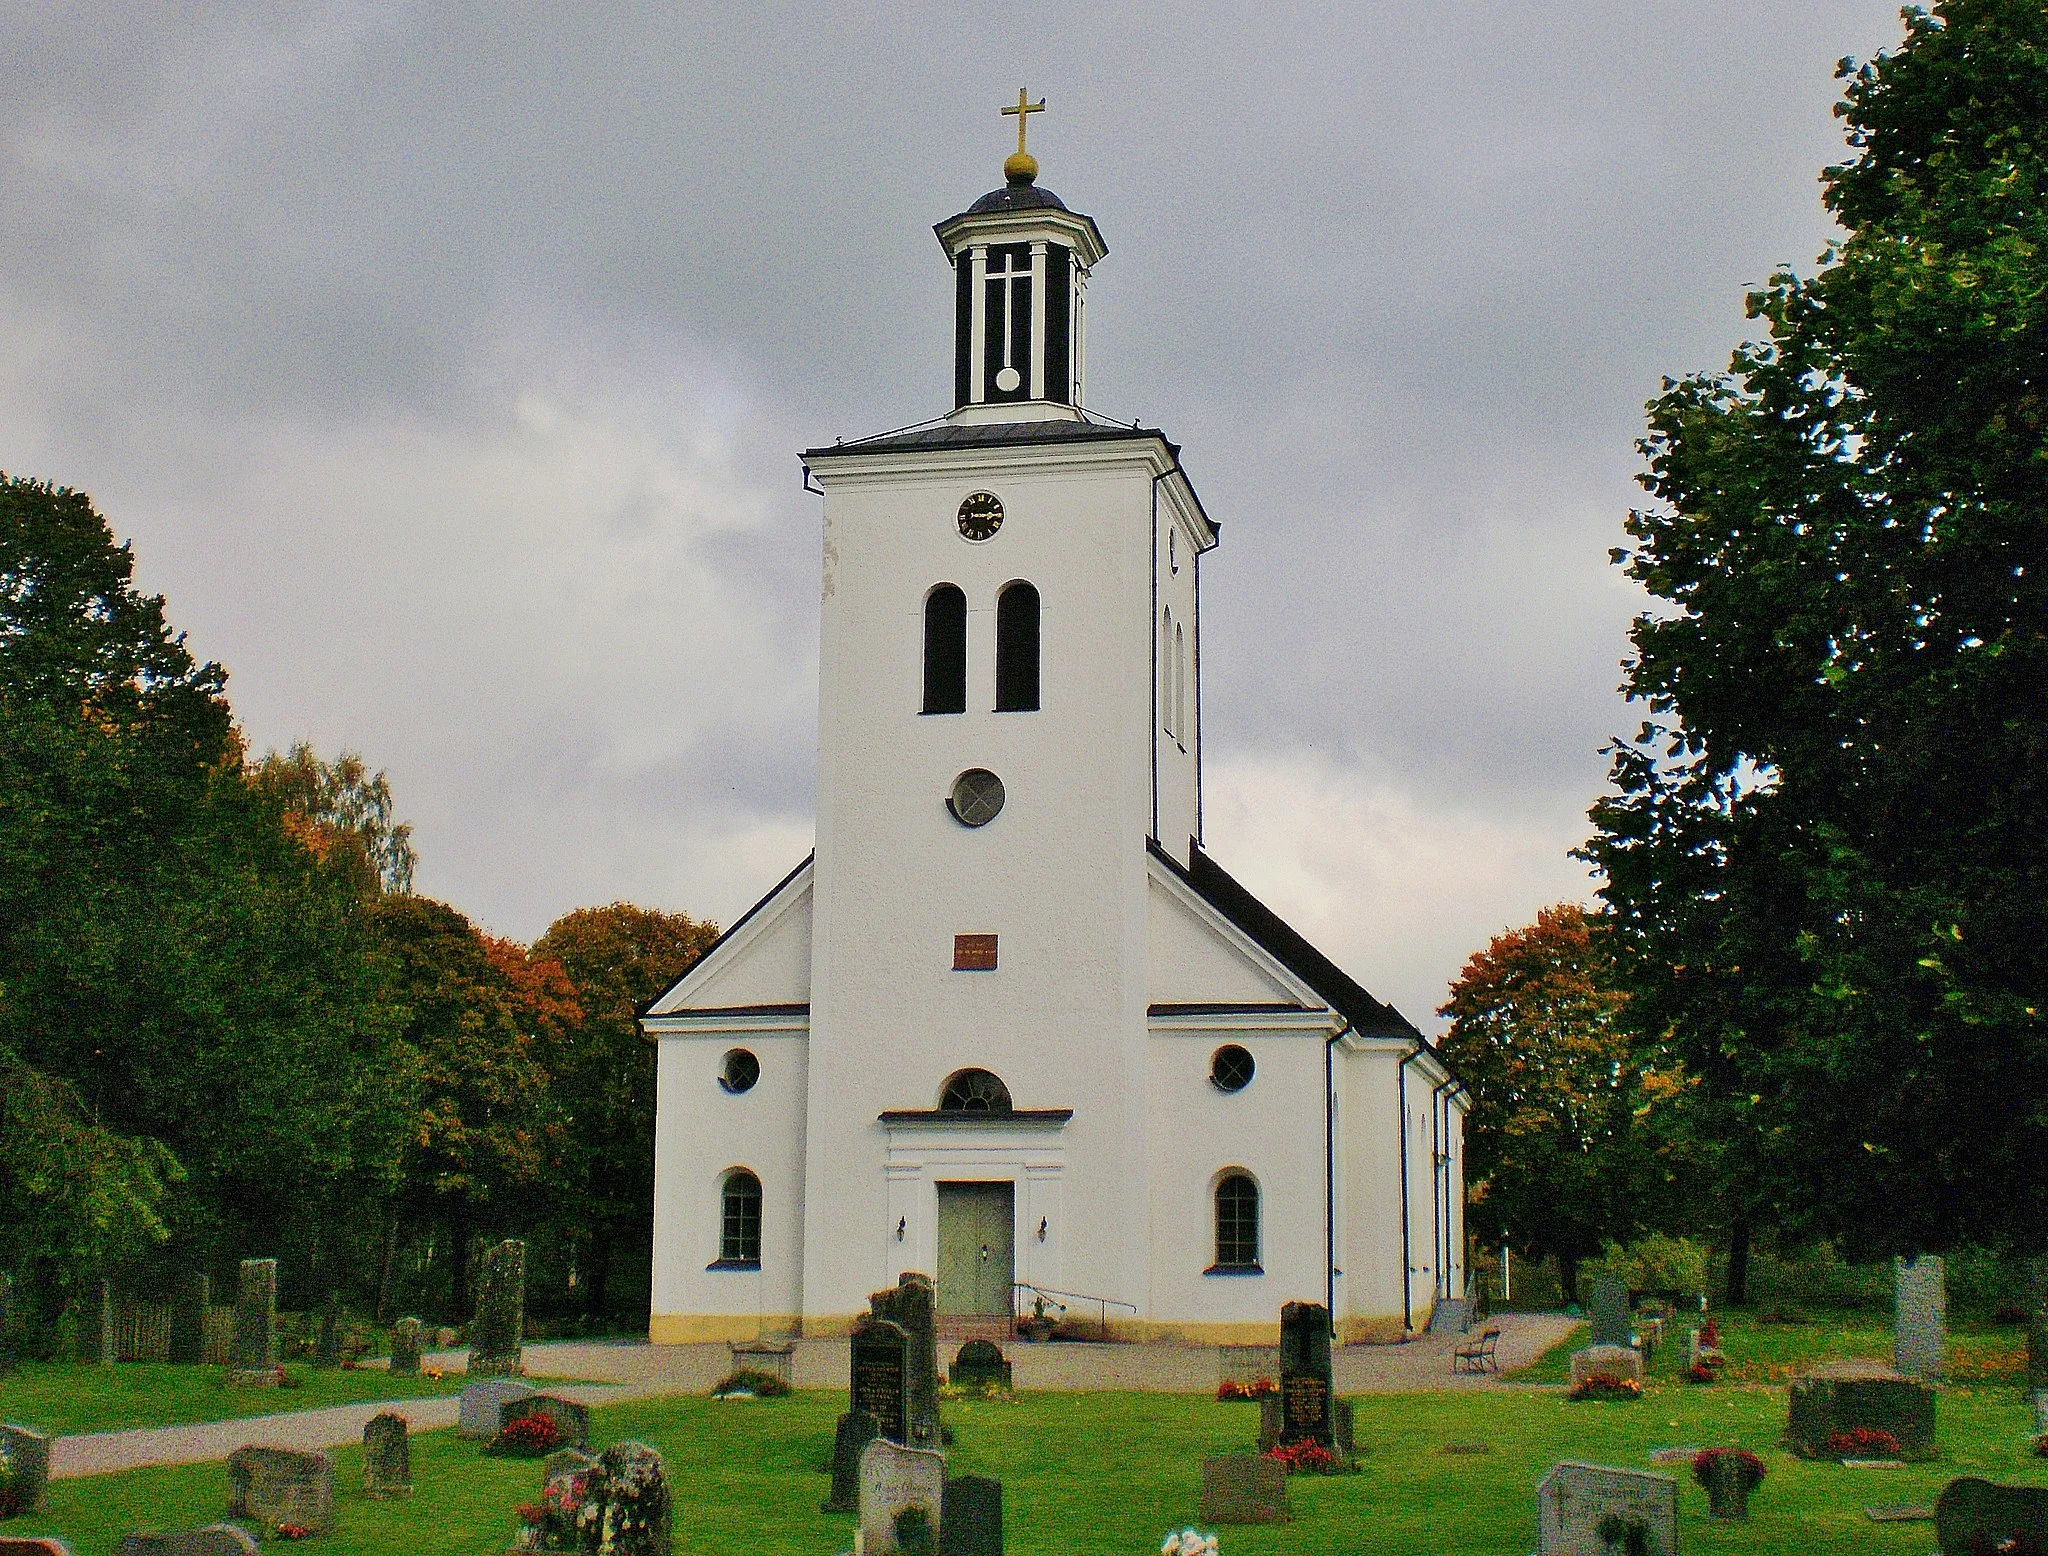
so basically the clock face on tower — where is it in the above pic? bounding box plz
[957,491,1004,542]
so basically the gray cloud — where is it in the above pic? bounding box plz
[1,0,1908,1015]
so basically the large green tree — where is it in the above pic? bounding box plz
[1584,0,2048,1255]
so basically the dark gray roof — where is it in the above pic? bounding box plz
[804,420,1177,461]
[965,182,1070,214]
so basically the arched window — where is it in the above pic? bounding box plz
[923,585,967,714]
[719,1170,762,1265]
[938,1068,1013,1113]
[1173,621,1187,746]
[995,581,1040,711]
[1160,608,1175,738]
[1213,1172,1260,1271]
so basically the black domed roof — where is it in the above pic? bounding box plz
[965,181,1070,214]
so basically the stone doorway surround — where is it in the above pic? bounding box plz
[881,1113,1065,1312]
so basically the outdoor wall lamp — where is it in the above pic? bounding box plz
[1037,1218,1048,1242]
[896,1216,906,1242]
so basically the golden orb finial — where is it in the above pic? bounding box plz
[1000,89,1045,184]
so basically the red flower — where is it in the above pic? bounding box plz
[1265,1440,1340,1474]
[493,1413,566,1455]
[1824,1427,1902,1459]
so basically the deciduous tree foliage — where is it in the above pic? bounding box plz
[1584,0,2048,1254]
[1438,905,1681,1302]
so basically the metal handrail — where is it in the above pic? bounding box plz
[1012,1281,1137,1341]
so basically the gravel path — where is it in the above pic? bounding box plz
[49,1312,1581,1478]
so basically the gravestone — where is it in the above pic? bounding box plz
[1277,1301,1333,1448]
[949,1340,1011,1391]
[500,1393,591,1451]
[1785,1359,1937,1459]
[1257,1396,1353,1455]
[388,1316,423,1376]
[1536,1462,1679,1556]
[0,1537,74,1555]
[1934,1477,2048,1555]
[1587,1277,1633,1349]
[823,1410,880,1513]
[167,1273,209,1366]
[457,1378,537,1438]
[362,1411,411,1498]
[1894,1255,1946,1382]
[543,1445,601,1493]
[858,1438,946,1555]
[1218,1345,1280,1388]
[227,1259,279,1383]
[225,1444,335,1535]
[586,1441,673,1556]
[2033,1391,2048,1438]
[468,1238,526,1377]
[80,1279,114,1365]
[1569,1344,1647,1390]
[0,1425,50,1516]
[313,1293,341,1367]
[0,1273,17,1377]
[940,1474,1003,1556]
[852,1318,913,1445]
[1198,1453,1289,1524]
[2028,1257,2048,1393]
[112,1531,259,1556]
[869,1273,941,1450]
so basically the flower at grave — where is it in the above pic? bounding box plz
[1264,1440,1340,1475]
[274,1523,313,1541]
[423,1365,445,1381]
[1567,1373,1642,1402]
[492,1412,566,1457]
[1824,1426,1902,1459]
[1161,1528,1219,1555]
[1216,1378,1278,1401]
[712,1368,790,1398]
[2035,1434,2048,1459]
[1699,1319,1720,1348]
[1691,1448,1766,1491]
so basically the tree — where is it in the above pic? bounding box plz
[532,904,718,1318]
[1438,905,1681,1302]
[1583,0,2048,1255]
[252,743,416,897]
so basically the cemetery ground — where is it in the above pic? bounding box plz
[0,1362,464,1438]
[10,1352,2048,1553]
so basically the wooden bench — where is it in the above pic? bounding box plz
[1452,1326,1502,1375]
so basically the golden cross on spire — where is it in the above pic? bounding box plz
[1000,88,1045,182]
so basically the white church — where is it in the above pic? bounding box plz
[645,108,1466,1346]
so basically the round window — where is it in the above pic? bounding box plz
[720,1048,761,1094]
[1210,1045,1254,1093]
[947,768,1006,827]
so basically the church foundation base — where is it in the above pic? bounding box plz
[648,1313,805,1345]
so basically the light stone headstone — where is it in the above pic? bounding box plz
[1536,1462,1679,1556]
[1587,1277,1633,1349]
[388,1316,423,1376]
[362,1411,411,1498]
[1894,1255,1945,1382]
[227,1260,279,1382]
[858,1438,946,1555]
[0,1536,75,1555]
[1569,1344,1646,1390]
[112,1531,260,1556]
[468,1239,526,1377]
[2032,1391,2048,1437]
[0,1425,50,1515]
[457,1378,538,1438]
[1218,1345,1281,1387]
[166,1272,209,1366]
[586,1441,673,1556]
[1198,1453,1289,1525]
[225,1445,335,1535]
[2028,1257,2048,1392]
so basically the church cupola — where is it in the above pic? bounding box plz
[934,91,1108,423]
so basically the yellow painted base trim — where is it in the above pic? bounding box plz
[647,1314,805,1345]
[1338,1315,1410,1346]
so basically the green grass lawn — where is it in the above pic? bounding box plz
[9,1381,2047,1554]
[0,1362,467,1438]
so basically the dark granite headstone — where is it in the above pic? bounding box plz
[362,1411,411,1498]
[112,1531,259,1556]
[227,1259,279,1381]
[500,1393,591,1451]
[167,1273,209,1366]
[824,1410,881,1513]
[949,1340,1011,1391]
[468,1238,526,1377]
[1199,1453,1289,1524]
[0,1425,50,1516]
[1278,1301,1333,1448]
[940,1474,1003,1556]
[1785,1360,1937,1459]
[80,1279,114,1365]
[389,1316,423,1376]
[226,1444,335,1535]
[852,1319,912,1445]
[1588,1277,1632,1349]
[587,1441,673,1556]
[1934,1477,2048,1555]
[869,1273,940,1450]
[313,1293,341,1367]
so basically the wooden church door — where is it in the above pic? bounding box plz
[936,1181,1015,1316]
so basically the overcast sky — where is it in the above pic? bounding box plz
[1,1,1909,1028]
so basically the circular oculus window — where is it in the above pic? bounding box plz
[719,1048,761,1094]
[1210,1044,1255,1093]
[957,491,1004,542]
[947,768,1006,827]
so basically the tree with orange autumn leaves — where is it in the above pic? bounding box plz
[1439,903,1690,1302]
